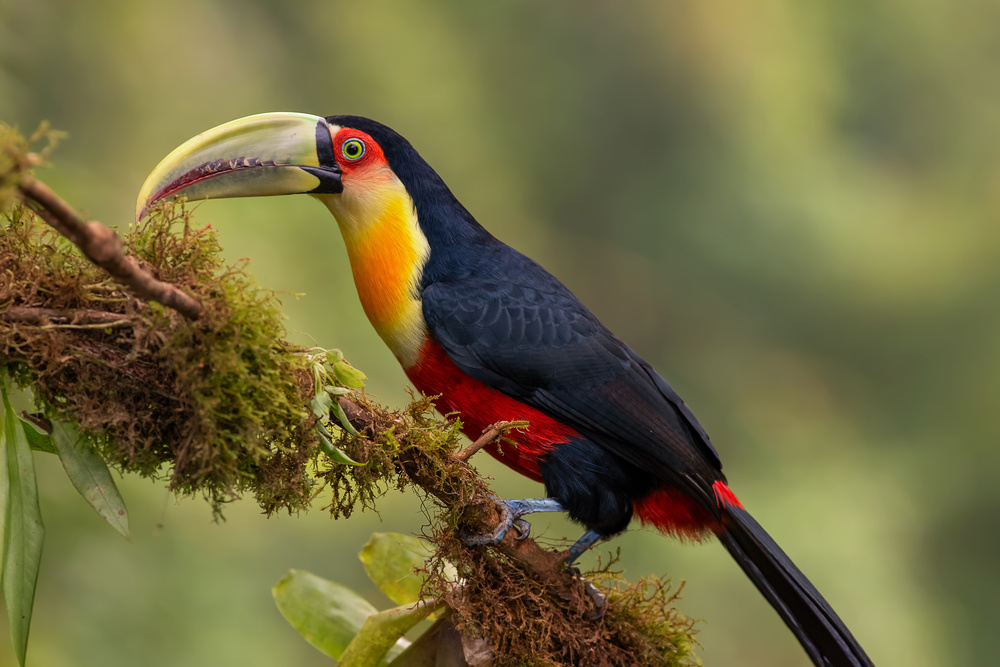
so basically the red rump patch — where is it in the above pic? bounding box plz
[405,337,580,481]
[633,487,715,541]
[712,480,744,510]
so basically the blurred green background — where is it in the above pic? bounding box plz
[2,0,998,665]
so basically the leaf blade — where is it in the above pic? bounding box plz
[272,569,378,660]
[50,421,129,538]
[339,599,440,667]
[1,387,44,666]
[360,533,436,606]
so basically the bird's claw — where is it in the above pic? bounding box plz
[461,501,515,546]
[582,579,607,620]
[564,564,607,620]
[460,498,563,547]
[513,518,531,540]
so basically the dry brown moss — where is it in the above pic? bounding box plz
[420,530,700,667]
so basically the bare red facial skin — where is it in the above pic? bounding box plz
[331,128,388,178]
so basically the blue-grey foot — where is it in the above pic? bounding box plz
[582,579,608,620]
[565,529,603,566]
[462,498,565,546]
[563,529,608,619]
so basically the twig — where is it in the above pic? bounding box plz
[16,177,204,320]
[1,306,134,328]
[454,420,529,462]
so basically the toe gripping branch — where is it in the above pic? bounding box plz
[461,498,608,618]
[461,498,565,546]
[460,498,604,564]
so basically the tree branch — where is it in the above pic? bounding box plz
[338,397,590,609]
[17,177,204,320]
[1,306,134,328]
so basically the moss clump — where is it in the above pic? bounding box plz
[417,529,699,667]
[0,197,326,514]
[318,393,479,519]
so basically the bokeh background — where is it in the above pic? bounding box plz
[3,1,999,665]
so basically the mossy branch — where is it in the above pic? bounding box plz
[17,177,204,320]
[0,123,699,666]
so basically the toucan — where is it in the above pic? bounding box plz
[137,113,873,666]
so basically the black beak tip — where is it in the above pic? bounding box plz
[303,166,343,194]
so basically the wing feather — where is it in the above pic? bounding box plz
[422,276,723,505]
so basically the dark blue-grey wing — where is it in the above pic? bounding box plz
[421,278,723,496]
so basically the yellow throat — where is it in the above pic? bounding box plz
[314,169,430,367]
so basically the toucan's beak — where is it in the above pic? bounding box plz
[136,112,342,221]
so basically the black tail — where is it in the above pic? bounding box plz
[717,504,874,667]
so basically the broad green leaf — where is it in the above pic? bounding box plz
[316,424,362,466]
[333,361,367,389]
[272,569,378,660]
[50,422,129,539]
[1,386,44,667]
[339,599,440,667]
[386,617,470,667]
[360,533,437,605]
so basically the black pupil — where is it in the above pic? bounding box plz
[346,141,361,158]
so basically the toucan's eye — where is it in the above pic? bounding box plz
[342,138,366,161]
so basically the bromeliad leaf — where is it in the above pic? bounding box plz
[272,569,378,660]
[50,421,129,539]
[360,533,437,605]
[1,386,44,667]
[338,599,441,667]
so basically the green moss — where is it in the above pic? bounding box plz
[0,196,327,514]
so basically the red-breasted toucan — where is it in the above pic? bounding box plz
[137,113,873,667]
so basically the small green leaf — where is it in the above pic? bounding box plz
[331,398,360,436]
[1,386,44,667]
[339,599,440,667]
[316,424,362,466]
[19,420,55,455]
[50,422,129,539]
[272,569,377,660]
[325,349,345,365]
[333,361,367,389]
[360,533,437,605]
[309,391,332,419]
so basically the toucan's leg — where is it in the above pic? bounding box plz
[565,529,603,566]
[463,500,608,619]
[462,498,565,546]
